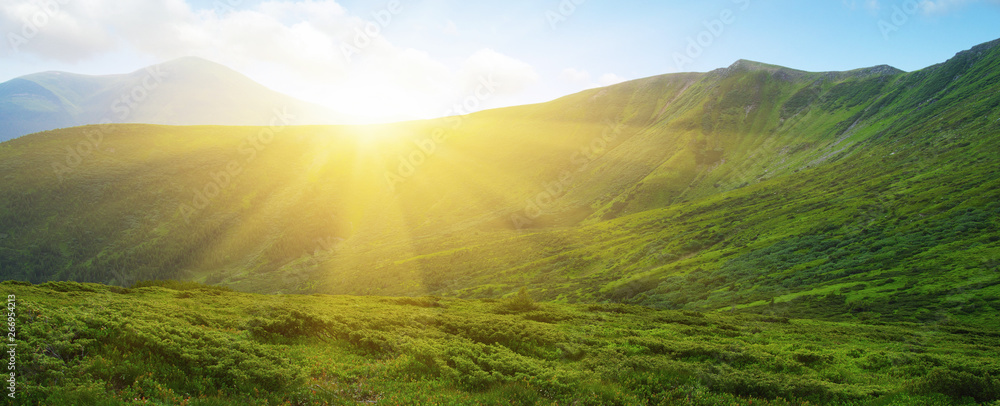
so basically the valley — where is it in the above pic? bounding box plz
[1,37,999,405]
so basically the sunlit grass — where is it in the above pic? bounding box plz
[8,280,999,404]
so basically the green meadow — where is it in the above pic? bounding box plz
[6,281,1000,405]
[2,38,1000,405]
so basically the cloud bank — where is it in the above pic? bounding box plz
[0,0,540,121]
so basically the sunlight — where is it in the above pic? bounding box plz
[3,0,998,401]
[318,71,449,124]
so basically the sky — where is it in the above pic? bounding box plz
[1,0,999,123]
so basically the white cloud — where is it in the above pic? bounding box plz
[558,68,626,89]
[459,48,539,95]
[842,0,882,12]
[598,73,626,86]
[0,0,541,121]
[0,0,117,61]
[845,0,999,17]
[920,0,970,14]
[919,0,1000,15]
[442,19,458,36]
[559,67,591,83]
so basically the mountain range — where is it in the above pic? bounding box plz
[1,38,999,327]
[0,57,346,142]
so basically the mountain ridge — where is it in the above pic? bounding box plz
[0,38,998,327]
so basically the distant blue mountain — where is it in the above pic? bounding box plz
[0,57,346,142]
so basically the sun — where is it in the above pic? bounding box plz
[317,72,448,124]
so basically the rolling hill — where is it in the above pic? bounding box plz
[0,57,347,142]
[1,38,999,329]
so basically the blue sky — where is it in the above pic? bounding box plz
[2,0,999,122]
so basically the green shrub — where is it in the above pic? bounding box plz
[132,279,232,292]
[497,287,539,313]
[522,308,574,323]
[908,367,1000,402]
[245,308,344,341]
[388,296,442,308]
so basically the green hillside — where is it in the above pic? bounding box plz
[2,35,1000,405]
[2,39,998,329]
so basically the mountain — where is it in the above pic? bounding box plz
[0,57,346,142]
[1,39,999,328]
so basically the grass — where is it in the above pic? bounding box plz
[2,38,1000,405]
[5,280,1000,405]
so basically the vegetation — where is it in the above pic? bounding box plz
[2,38,1000,404]
[6,280,1000,405]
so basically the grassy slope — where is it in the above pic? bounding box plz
[2,40,1000,405]
[309,40,1000,327]
[6,280,1000,405]
[0,40,999,326]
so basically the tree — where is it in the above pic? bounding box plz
[502,287,539,312]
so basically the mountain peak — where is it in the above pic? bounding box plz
[968,37,1000,53]
[842,64,904,77]
[916,37,1000,74]
[726,59,797,72]
[0,56,346,141]
[153,56,238,75]
[160,56,223,66]
[710,58,905,82]
[948,37,1000,64]
[713,59,807,81]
